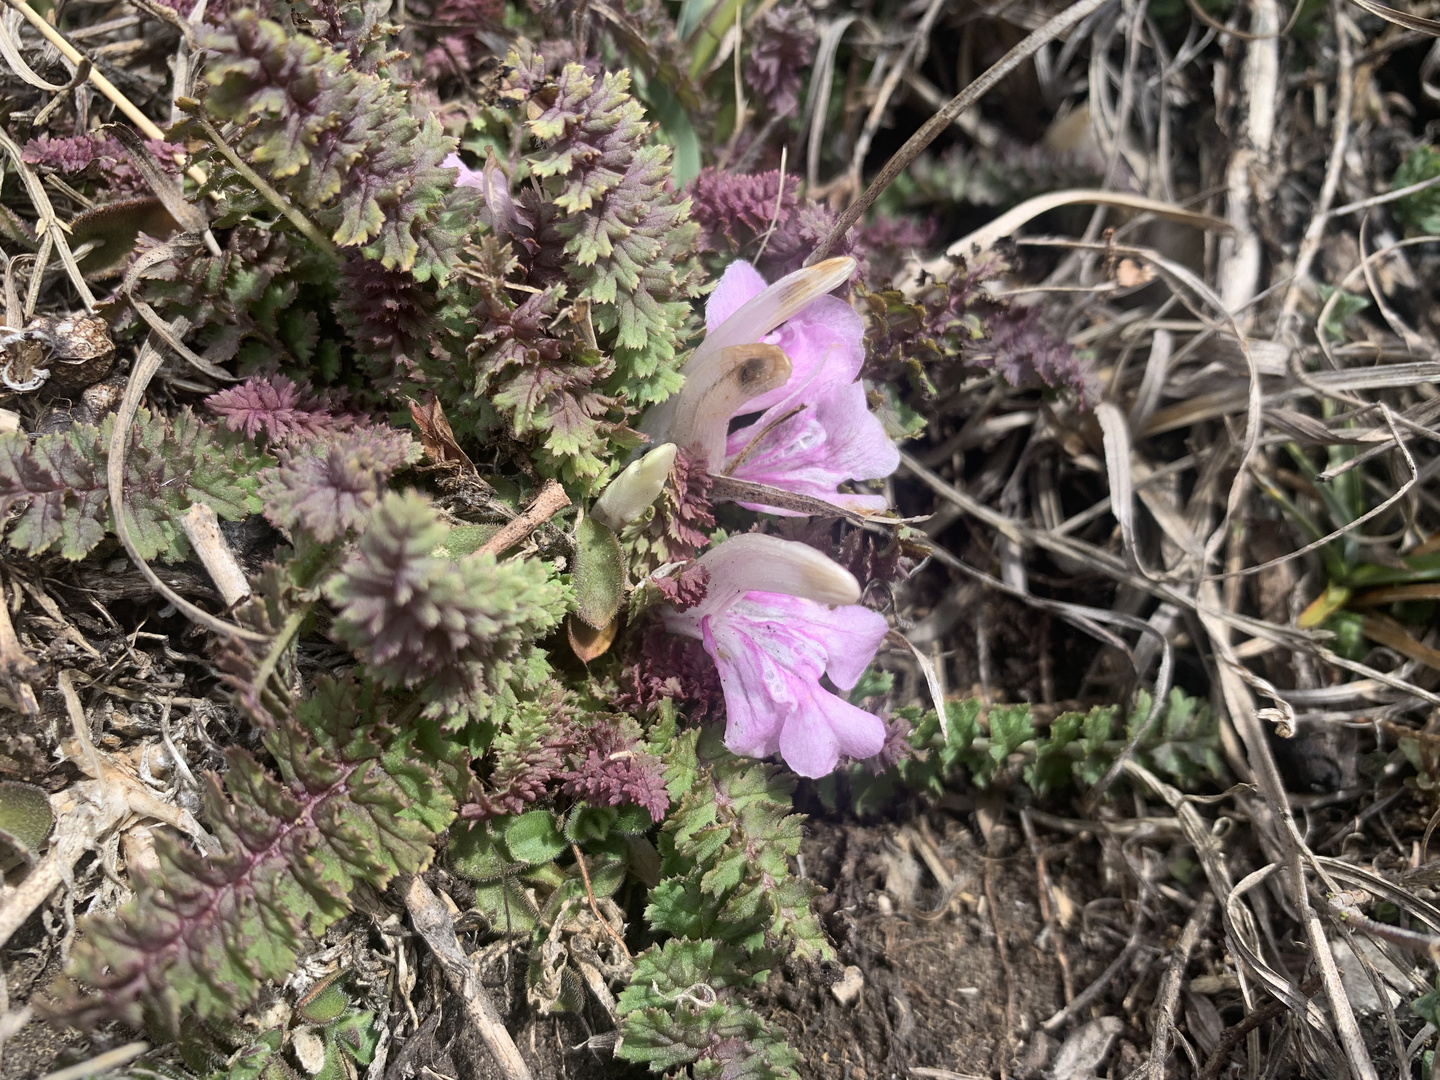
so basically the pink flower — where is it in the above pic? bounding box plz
[662,534,888,778]
[642,258,899,515]
[444,151,519,236]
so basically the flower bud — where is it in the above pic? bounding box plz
[591,443,678,530]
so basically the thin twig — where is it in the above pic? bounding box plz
[1198,975,1323,1080]
[1139,892,1215,1079]
[179,503,250,608]
[0,790,126,951]
[1020,810,1075,1004]
[982,851,1016,1077]
[570,843,631,959]
[107,319,270,643]
[400,874,534,1080]
[180,108,340,263]
[478,481,572,557]
[1277,1,1356,331]
[1041,902,1146,1033]
[37,1042,149,1080]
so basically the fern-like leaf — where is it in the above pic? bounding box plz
[200,10,476,283]
[446,52,704,479]
[0,407,266,561]
[50,676,454,1033]
[324,490,570,718]
[259,427,418,542]
[207,375,357,445]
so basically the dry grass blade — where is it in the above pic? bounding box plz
[107,318,270,643]
[802,14,859,191]
[4,0,206,185]
[807,0,1114,264]
[35,1041,149,1080]
[180,105,340,263]
[947,191,1230,257]
[1345,0,1440,33]
[1140,891,1215,1079]
[103,124,212,240]
[0,126,94,311]
[1359,613,1440,669]
[0,10,74,92]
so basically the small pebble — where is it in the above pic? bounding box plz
[831,965,865,1006]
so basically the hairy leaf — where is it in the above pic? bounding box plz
[325,490,570,718]
[259,427,418,542]
[442,51,705,479]
[200,10,477,283]
[207,375,357,445]
[0,407,266,562]
[52,677,453,1033]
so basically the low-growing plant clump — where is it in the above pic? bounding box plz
[11,0,1440,1077]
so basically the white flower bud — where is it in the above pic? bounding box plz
[591,443,678,530]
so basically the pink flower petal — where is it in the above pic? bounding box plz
[677,586,888,778]
[739,296,865,417]
[726,381,899,512]
[778,684,887,778]
[444,152,485,189]
[802,601,890,691]
[703,614,788,758]
[706,260,769,330]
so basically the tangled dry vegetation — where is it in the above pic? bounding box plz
[2,0,1440,1078]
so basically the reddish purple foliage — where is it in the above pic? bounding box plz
[260,427,417,543]
[463,753,565,819]
[658,445,715,562]
[689,167,929,282]
[560,719,669,820]
[689,168,847,280]
[338,256,440,381]
[987,306,1100,405]
[463,706,578,820]
[408,0,504,79]
[652,561,709,611]
[854,214,936,285]
[744,5,815,118]
[22,133,184,199]
[863,715,913,775]
[775,518,917,590]
[861,252,1097,405]
[206,375,357,444]
[615,619,724,722]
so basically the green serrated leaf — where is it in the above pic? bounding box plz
[56,676,449,1034]
[474,878,540,934]
[989,704,1035,761]
[296,975,349,1024]
[566,803,620,845]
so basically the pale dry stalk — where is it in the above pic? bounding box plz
[1216,0,1280,326]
